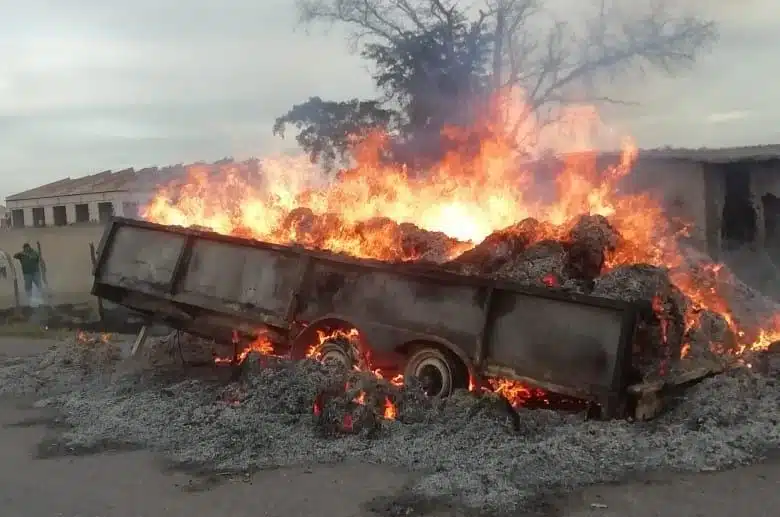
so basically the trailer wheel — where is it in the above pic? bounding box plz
[316,335,366,370]
[319,338,354,368]
[403,347,465,398]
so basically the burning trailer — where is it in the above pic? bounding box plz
[91,216,730,421]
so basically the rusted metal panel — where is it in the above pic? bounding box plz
[296,261,487,355]
[97,224,186,293]
[485,290,629,394]
[176,239,303,322]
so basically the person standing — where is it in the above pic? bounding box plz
[14,243,43,302]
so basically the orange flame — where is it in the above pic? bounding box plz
[143,95,779,365]
[214,332,275,364]
[305,328,360,359]
[489,378,548,408]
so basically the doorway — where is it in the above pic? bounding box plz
[721,166,757,248]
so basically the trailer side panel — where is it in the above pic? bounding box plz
[100,225,186,292]
[485,290,628,393]
[296,260,487,359]
[176,239,303,324]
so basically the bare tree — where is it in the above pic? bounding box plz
[295,0,718,140]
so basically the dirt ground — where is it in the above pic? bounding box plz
[1,336,779,517]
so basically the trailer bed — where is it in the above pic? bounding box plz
[92,217,642,416]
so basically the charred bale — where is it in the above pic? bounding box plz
[276,208,346,250]
[354,217,406,258]
[684,309,737,358]
[493,239,570,288]
[398,222,467,263]
[564,214,619,285]
[752,341,780,377]
[447,218,548,274]
[312,371,398,438]
[592,264,686,378]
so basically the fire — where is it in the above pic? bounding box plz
[76,331,112,344]
[214,331,275,364]
[305,328,360,360]
[142,92,780,366]
[489,378,548,408]
[383,397,397,419]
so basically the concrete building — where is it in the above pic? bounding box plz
[598,144,780,258]
[3,166,186,228]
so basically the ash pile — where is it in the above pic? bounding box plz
[11,329,778,516]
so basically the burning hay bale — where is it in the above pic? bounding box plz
[592,265,687,377]
[276,207,343,249]
[684,309,736,358]
[397,222,469,263]
[447,218,550,275]
[564,214,619,284]
[493,239,569,287]
[751,341,780,377]
[448,214,619,290]
[273,210,466,262]
[313,370,400,438]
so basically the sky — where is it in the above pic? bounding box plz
[1,0,779,201]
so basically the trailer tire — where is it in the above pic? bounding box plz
[318,337,357,369]
[403,347,466,398]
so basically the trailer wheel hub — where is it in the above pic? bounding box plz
[319,340,354,368]
[412,356,452,398]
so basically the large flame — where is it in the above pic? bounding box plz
[143,97,779,358]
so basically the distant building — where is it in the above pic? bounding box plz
[3,166,187,228]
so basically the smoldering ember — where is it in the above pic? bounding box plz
[3,142,780,515]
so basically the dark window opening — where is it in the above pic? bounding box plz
[52,205,67,226]
[122,201,139,219]
[32,207,45,227]
[11,209,24,228]
[721,168,757,248]
[97,202,114,222]
[761,194,780,251]
[75,204,90,223]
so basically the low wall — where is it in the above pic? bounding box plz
[0,224,106,308]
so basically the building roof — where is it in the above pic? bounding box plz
[594,144,780,163]
[3,167,183,202]
[6,145,779,203]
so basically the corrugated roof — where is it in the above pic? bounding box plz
[4,167,168,202]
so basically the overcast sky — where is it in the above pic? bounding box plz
[1,0,778,201]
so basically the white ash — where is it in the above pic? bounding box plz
[16,353,778,516]
[0,333,121,396]
[678,245,780,332]
[141,331,229,366]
